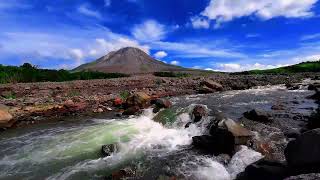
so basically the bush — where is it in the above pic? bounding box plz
[0,64,129,84]
[153,71,189,78]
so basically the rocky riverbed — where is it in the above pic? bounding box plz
[0,77,320,180]
[0,73,319,130]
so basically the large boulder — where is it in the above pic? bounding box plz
[244,109,273,123]
[219,119,254,145]
[153,109,177,125]
[236,159,288,180]
[198,80,223,94]
[0,107,15,128]
[126,92,151,108]
[192,128,235,155]
[285,129,320,169]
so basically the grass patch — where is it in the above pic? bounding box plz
[153,71,190,78]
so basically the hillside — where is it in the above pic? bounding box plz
[234,61,320,75]
[74,47,185,74]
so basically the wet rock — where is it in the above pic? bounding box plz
[285,129,320,169]
[217,118,254,145]
[0,107,15,128]
[271,104,286,111]
[107,167,135,180]
[285,173,320,180]
[286,83,300,90]
[284,129,301,139]
[308,89,320,101]
[126,92,151,108]
[244,109,273,123]
[192,105,207,122]
[122,106,141,115]
[307,108,320,130]
[153,109,176,125]
[193,128,235,156]
[154,99,172,109]
[101,143,118,157]
[236,159,288,180]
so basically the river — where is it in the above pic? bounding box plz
[0,85,317,180]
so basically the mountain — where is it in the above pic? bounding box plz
[74,47,184,74]
[234,61,320,75]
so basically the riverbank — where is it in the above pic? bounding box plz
[0,72,319,130]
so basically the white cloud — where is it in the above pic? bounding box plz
[152,41,246,59]
[301,33,320,41]
[201,0,318,27]
[69,49,84,67]
[191,16,210,29]
[89,37,150,57]
[154,51,168,59]
[214,63,288,72]
[77,4,101,19]
[132,20,167,42]
[104,0,111,7]
[170,60,180,65]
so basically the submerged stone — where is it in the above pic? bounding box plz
[153,109,177,125]
[101,143,118,157]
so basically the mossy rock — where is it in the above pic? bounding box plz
[153,109,177,125]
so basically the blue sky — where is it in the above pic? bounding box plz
[1,0,320,72]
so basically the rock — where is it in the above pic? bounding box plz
[284,129,301,139]
[192,105,207,122]
[108,167,135,180]
[286,83,300,90]
[236,159,288,180]
[201,80,223,91]
[244,109,272,123]
[0,107,15,128]
[126,92,151,108]
[198,80,223,94]
[154,99,172,109]
[307,108,320,130]
[285,173,320,180]
[285,129,320,168]
[218,118,254,145]
[193,128,235,155]
[309,90,320,101]
[271,104,286,111]
[153,109,177,125]
[101,143,118,157]
[122,106,141,115]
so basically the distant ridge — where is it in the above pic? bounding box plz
[74,47,184,74]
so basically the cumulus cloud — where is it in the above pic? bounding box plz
[77,4,101,19]
[89,37,150,57]
[170,60,180,65]
[154,51,168,59]
[132,20,167,42]
[201,0,318,27]
[191,16,210,29]
[214,63,288,72]
[69,49,84,67]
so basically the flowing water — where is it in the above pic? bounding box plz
[0,85,317,180]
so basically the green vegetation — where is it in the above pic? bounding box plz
[233,61,320,75]
[0,63,129,84]
[1,91,16,99]
[119,90,130,101]
[153,71,190,78]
